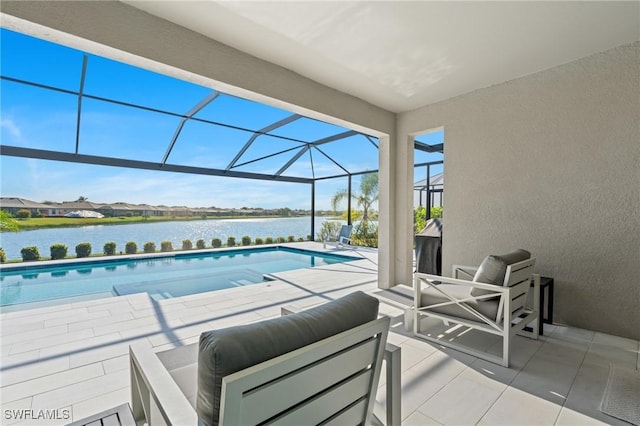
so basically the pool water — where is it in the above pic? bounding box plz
[0,247,358,309]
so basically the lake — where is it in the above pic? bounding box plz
[0,216,342,261]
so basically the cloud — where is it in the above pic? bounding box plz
[1,118,22,139]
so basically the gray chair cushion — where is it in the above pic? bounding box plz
[470,249,531,297]
[420,284,499,323]
[196,291,380,426]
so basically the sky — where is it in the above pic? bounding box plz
[0,28,443,210]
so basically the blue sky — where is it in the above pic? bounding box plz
[1,28,443,210]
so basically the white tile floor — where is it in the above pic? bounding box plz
[1,243,638,425]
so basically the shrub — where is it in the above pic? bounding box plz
[160,241,173,252]
[316,221,342,242]
[75,242,92,258]
[32,211,43,218]
[254,237,264,245]
[226,236,236,247]
[241,236,251,246]
[50,244,68,260]
[21,246,40,261]
[276,236,286,243]
[182,239,193,250]
[265,237,274,244]
[0,248,6,263]
[196,239,206,249]
[431,206,443,218]
[287,235,295,242]
[125,241,137,254]
[414,206,443,233]
[103,242,117,256]
[351,220,378,248]
[0,210,19,232]
[297,237,305,242]
[212,238,222,248]
[143,242,156,253]
[414,206,427,233]
[16,209,31,219]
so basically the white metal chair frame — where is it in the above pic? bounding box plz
[324,224,354,249]
[413,258,540,367]
[130,316,392,425]
[281,305,401,426]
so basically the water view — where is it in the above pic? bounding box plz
[0,246,358,309]
[0,216,341,261]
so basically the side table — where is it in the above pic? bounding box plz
[526,276,554,335]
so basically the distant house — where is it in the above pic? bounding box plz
[134,204,159,217]
[0,197,56,216]
[155,205,175,217]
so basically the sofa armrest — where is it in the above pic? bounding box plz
[130,343,198,425]
[280,301,400,426]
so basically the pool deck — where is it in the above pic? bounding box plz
[1,242,638,425]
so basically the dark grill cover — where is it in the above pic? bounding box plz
[415,218,442,275]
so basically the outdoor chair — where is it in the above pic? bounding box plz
[325,224,353,249]
[129,291,390,426]
[413,249,540,367]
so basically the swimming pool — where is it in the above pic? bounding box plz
[0,246,359,310]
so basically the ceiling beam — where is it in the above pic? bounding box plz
[275,146,309,177]
[0,145,313,184]
[161,90,220,165]
[225,113,302,171]
[414,141,444,153]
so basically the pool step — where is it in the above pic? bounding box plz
[112,268,271,298]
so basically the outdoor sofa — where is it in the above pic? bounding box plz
[130,291,391,425]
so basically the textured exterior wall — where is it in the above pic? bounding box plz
[398,42,640,339]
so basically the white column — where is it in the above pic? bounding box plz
[394,133,415,286]
[378,135,394,289]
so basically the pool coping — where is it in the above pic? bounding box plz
[0,243,363,273]
[0,243,368,311]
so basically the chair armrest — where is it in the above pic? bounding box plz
[414,273,507,308]
[452,264,479,280]
[415,273,506,292]
[130,343,197,425]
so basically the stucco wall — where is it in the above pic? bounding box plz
[398,42,640,339]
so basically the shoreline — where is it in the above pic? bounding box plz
[4,214,340,232]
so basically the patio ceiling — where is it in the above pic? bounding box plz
[0,29,392,185]
[125,1,640,113]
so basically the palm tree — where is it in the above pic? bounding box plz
[331,172,378,222]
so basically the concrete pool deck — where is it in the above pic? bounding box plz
[1,242,638,425]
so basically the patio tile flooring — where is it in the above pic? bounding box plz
[1,243,638,425]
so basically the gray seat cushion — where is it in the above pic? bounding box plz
[420,284,499,323]
[196,291,380,426]
[470,249,531,297]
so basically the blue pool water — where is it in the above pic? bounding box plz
[0,247,358,309]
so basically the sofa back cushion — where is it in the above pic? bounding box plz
[470,249,531,297]
[196,291,380,426]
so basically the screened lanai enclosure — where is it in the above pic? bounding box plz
[0,28,443,238]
